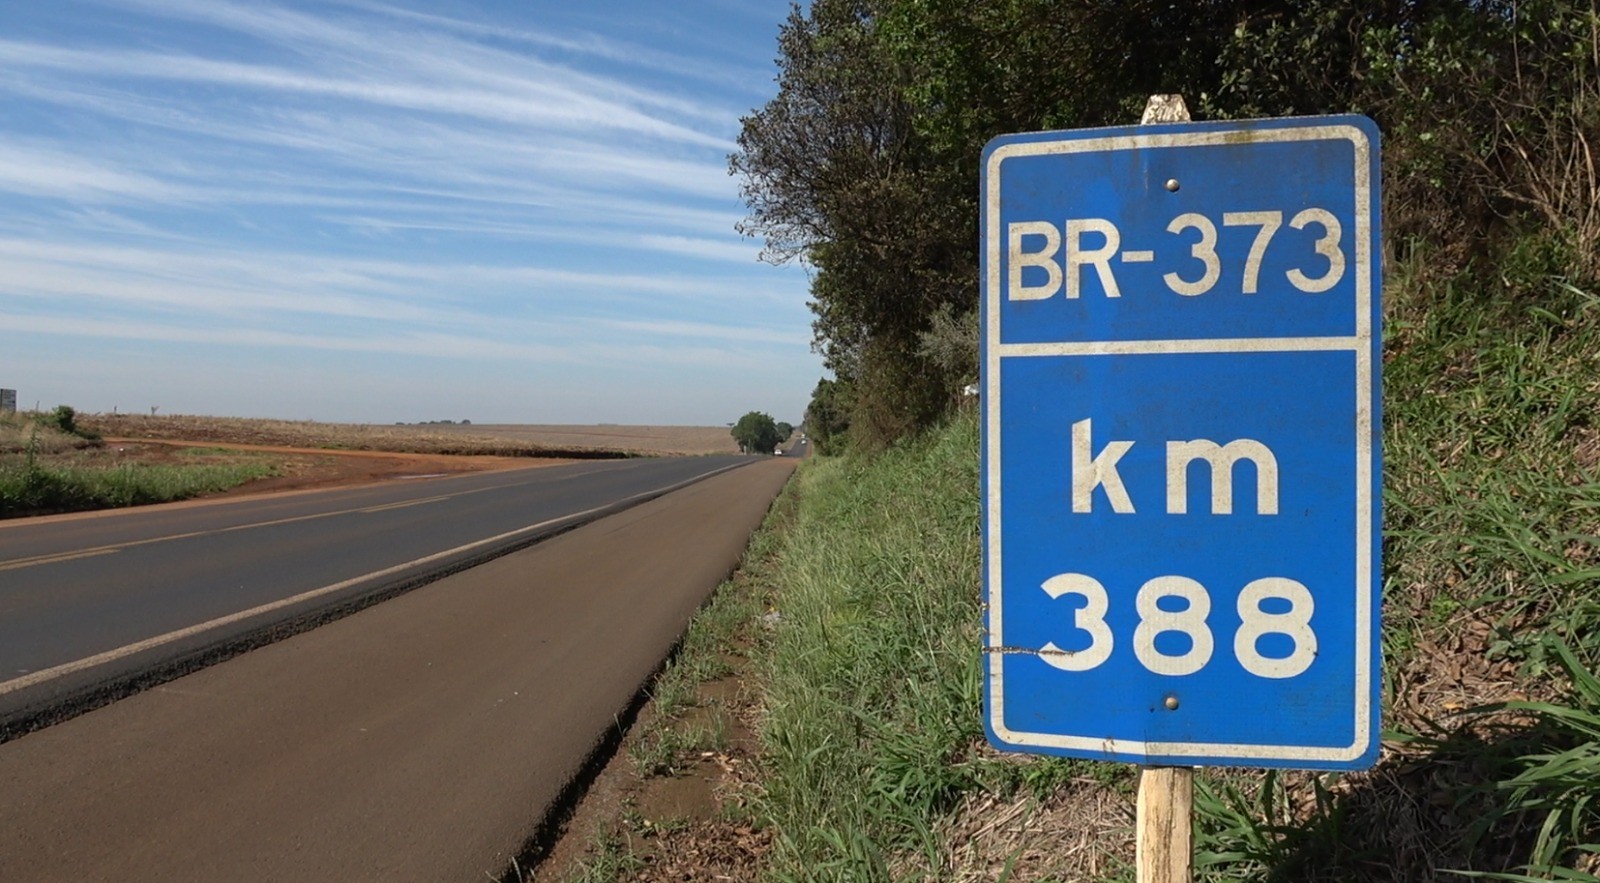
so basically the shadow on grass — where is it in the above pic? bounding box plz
[1198,649,1600,882]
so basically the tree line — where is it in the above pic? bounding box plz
[733,0,1600,452]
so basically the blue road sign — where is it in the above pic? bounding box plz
[980,116,1381,770]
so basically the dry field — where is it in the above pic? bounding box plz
[81,414,739,458]
[415,423,740,456]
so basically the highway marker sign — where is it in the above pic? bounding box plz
[980,116,1382,770]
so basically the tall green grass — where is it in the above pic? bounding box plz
[756,411,996,881]
[1381,254,1600,672]
[1455,641,1600,881]
[1374,257,1600,876]
[0,457,276,518]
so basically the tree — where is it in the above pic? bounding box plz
[732,0,971,449]
[739,0,1579,451]
[804,377,851,455]
[731,411,783,454]
[777,421,795,440]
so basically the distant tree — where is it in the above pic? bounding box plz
[777,421,794,440]
[731,411,783,454]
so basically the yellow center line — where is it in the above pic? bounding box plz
[0,548,122,572]
[0,485,502,571]
[359,495,455,514]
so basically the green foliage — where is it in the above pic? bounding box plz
[915,303,977,389]
[731,410,783,454]
[1452,641,1600,881]
[1361,0,1600,283]
[803,377,851,455]
[39,404,100,441]
[739,0,1600,451]
[733,0,975,449]
[1192,770,1360,881]
[1381,252,1600,669]
[0,458,276,518]
[756,411,990,878]
[47,405,78,435]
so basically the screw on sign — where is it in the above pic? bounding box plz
[979,107,1382,769]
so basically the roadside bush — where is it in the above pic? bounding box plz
[40,405,100,442]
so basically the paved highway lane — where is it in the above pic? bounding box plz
[0,455,751,735]
[0,458,797,882]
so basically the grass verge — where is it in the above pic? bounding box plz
[0,455,276,518]
[2,410,280,518]
[755,410,995,880]
[751,412,1136,882]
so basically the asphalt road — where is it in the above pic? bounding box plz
[0,455,751,735]
[0,456,796,882]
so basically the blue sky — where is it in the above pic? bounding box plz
[0,0,817,425]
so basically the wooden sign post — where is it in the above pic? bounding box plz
[1137,765,1193,883]
[1133,94,1196,883]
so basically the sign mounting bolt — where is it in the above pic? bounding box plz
[1165,178,1181,192]
[1164,695,1180,711]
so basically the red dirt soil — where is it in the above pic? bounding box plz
[101,438,563,497]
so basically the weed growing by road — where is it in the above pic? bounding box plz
[562,829,647,883]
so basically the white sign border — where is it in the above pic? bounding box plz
[983,122,1377,764]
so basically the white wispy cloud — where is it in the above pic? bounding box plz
[637,234,765,264]
[0,309,790,369]
[598,317,810,346]
[323,0,779,99]
[0,142,189,202]
[0,0,816,422]
[0,236,797,327]
[0,38,731,149]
